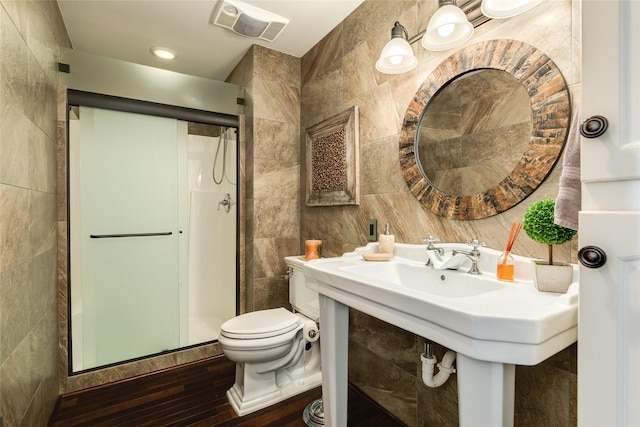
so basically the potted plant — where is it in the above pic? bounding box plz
[522,199,577,293]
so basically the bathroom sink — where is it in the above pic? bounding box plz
[304,242,579,427]
[304,242,579,366]
[340,261,505,298]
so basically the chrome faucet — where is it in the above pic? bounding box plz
[452,239,486,275]
[217,193,234,213]
[423,236,444,267]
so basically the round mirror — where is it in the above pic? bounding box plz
[417,69,532,196]
[400,39,571,220]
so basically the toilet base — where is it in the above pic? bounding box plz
[227,370,322,416]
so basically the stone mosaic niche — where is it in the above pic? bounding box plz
[400,39,571,220]
[306,106,360,206]
[311,128,348,192]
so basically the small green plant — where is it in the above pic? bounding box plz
[522,199,577,265]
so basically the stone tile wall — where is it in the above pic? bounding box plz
[298,0,580,425]
[227,46,302,314]
[0,1,69,424]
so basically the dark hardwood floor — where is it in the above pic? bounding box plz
[49,355,406,426]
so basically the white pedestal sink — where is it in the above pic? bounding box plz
[303,242,578,427]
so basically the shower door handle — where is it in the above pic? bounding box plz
[90,231,173,239]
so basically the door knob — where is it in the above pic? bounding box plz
[580,115,608,138]
[578,246,607,268]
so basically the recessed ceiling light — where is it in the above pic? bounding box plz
[150,47,177,60]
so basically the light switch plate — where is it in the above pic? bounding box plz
[367,219,377,241]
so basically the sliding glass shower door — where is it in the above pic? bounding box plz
[70,107,183,370]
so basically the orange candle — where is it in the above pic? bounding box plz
[305,240,322,260]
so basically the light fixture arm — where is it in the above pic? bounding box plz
[390,22,409,40]
[390,21,425,47]
[407,30,427,45]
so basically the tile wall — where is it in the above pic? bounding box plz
[0,1,69,424]
[226,45,303,314]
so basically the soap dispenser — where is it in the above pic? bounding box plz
[379,223,395,254]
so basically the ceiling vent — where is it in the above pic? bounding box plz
[211,0,289,42]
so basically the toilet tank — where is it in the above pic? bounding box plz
[285,256,320,321]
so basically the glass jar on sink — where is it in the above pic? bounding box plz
[497,252,515,281]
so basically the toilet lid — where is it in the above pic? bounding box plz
[220,307,300,339]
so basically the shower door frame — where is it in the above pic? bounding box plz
[66,89,241,375]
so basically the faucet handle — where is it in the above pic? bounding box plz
[466,239,486,254]
[423,236,441,248]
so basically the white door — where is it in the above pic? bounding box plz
[579,1,640,426]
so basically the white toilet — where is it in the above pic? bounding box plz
[219,256,322,416]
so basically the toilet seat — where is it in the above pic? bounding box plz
[220,307,300,340]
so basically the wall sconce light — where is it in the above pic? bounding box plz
[376,0,542,74]
[376,0,473,74]
[481,0,543,19]
[375,22,419,74]
[422,0,474,51]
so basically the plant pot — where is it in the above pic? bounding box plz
[531,260,573,293]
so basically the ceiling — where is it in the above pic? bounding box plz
[57,0,365,82]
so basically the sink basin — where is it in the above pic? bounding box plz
[304,242,579,366]
[340,262,504,297]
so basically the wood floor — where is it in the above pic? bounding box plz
[49,355,406,426]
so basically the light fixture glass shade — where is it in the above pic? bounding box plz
[421,4,473,51]
[480,0,543,18]
[375,37,418,74]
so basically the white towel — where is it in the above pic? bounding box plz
[554,107,581,231]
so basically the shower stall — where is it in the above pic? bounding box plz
[69,105,238,372]
[184,127,237,345]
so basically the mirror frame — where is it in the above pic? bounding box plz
[400,39,571,220]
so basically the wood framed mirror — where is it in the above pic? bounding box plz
[400,39,571,220]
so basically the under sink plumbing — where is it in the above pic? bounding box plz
[421,340,456,388]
